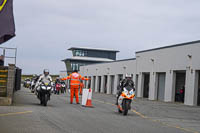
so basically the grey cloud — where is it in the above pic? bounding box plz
[2,0,200,74]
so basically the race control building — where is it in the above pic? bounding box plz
[62,47,119,75]
[80,40,200,106]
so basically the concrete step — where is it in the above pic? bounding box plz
[0,97,12,106]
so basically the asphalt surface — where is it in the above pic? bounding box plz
[0,87,200,133]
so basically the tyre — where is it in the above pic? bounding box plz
[40,97,43,105]
[118,108,122,113]
[43,94,48,106]
[123,100,129,116]
[40,100,43,105]
[61,88,64,93]
[31,88,34,93]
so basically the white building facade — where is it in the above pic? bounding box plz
[80,40,200,106]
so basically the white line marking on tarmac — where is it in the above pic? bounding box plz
[94,99,199,133]
[0,111,33,117]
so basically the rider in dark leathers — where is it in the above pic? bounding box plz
[116,74,135,105]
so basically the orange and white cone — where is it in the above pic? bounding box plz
[85,88,93,107]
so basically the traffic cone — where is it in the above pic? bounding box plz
[85,88,93,107]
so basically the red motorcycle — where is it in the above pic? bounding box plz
[55,83,61,95]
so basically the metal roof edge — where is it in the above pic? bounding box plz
[136,40,200,54]
[68,47,119,52]
[61,59,113,62]
[81,58,136,67]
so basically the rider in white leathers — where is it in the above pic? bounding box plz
[35,69,52,92]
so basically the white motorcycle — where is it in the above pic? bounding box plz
[30,80,36,93]
[117,86,135,115]
[37,80,52,106]
[61,82,66,93]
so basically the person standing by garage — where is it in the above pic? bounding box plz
[62,70,89,104]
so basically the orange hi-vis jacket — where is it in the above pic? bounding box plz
[80,82,84,88]
[79,82,84,94]
[62,72,89,87]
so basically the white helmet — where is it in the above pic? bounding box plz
[43,69,49,76]
[125,73,132,78]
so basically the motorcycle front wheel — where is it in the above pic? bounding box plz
[123,100,129,116]
[40,100,43,105]
[118,108,122,113]
[43,94,48,106]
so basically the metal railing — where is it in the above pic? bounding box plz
[0,47,17,65]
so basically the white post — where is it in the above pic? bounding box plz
[132,74,135,84]
[95,76,98,92]
[137,73,143,98]
[123,74,126,79]
[91,76,94,90]
[185,70,198,106]
[100,76,104,93]
[113,75,119,95]
[107,75,111,94]
[149,72,157,100]
[164,71,176,102]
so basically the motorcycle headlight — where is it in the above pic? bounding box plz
[41,86,46,90]
[129,90,134,95]
[47,86,51,90]
[123,88,128,94]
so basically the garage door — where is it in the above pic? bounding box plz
[157,73,166,101]
[143,73,150,98]
[175,72,186,102]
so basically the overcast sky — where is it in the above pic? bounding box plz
[2,0,200,74]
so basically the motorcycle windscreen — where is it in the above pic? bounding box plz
[124,86,133,91]
[42,79,51,86]
[0,0,15,44]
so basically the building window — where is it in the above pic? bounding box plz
[84,51,88,56]
[79,63,85,67]
[72,63,75,71]
[71,62,81,71]
[73,50,88,57]
[76,64,79,70]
